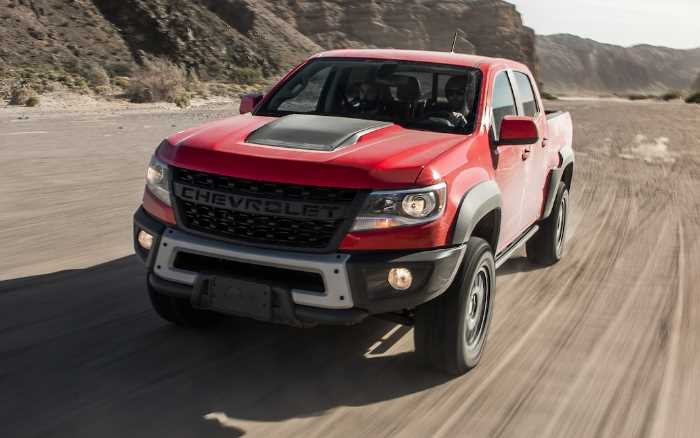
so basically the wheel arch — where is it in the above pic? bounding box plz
[451,180,502,251]
[542,145,574,219]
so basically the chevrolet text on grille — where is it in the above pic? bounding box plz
[175,184,345,220]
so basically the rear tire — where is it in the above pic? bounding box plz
[414,237,495,376]
[527,183,569,265]
[148,284,222,328]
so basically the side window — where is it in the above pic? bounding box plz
[276,66,332,112]
[513,72,539,117]
[492,72,518,136]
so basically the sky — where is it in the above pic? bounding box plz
[507,0,700,49]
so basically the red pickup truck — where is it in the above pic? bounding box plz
[133,49,573,375]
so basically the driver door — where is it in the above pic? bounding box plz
[491,70,528,252]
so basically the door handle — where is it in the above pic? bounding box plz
[522,146,531,161]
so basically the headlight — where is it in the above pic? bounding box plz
[146,154,171,206]
[351,183,446,231]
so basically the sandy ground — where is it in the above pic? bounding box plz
[0,99,699,438]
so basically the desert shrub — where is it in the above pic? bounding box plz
[94,84,112,96]
[105,62,133,77]
[2,65,111,98]
[173,92,191,108]
[229,66,263,85]
[541,91,558,101]
[25,95,40,107]
[9,86,38,105]
[659,91,682,101]
[127,85,152,103]
[186,68,209,98]
[62,57,82,74]
[626,94,653,101]
[208,83,229,96]
[685,92,700,104]
[126,58,187,103]
[42,82,56,93]
[112,76,130,89]
[82,64,110,88]
[74,76,89,88]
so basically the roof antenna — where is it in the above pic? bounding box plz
[450,29,464,54]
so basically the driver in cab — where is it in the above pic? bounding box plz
[428,75,470,129]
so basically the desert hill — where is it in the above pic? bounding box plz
[1,0,536,80]
[537,34,700,94]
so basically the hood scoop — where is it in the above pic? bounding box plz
[246,114,392,151]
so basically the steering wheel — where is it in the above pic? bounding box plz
[419,109,461,128]
[422,110,454,120]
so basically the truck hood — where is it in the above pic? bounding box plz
[160,114,468,189]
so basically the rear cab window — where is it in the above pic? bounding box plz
[512,71,540,117]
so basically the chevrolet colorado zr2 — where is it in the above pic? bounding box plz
[133,49,574,375]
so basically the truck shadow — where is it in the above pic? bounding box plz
[497,255,543,275]
[0,256,443,436]
[0,253,538,436]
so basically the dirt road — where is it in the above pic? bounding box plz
[1,99,699,438]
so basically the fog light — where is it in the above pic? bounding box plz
[388,268,413,291]
[137,230,154,251]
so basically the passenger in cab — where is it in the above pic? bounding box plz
[346,80,382,116]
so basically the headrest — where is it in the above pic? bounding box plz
[395,76,421,101]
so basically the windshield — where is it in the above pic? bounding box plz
[256,58,482,134]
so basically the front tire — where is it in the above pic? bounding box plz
[414,237,495,375]
[148,284,222,328]
[527,183,569,265]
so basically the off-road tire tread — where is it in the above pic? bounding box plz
[527,183,569,265]
[415,237,494,375]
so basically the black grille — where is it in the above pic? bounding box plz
[172,167,360,250]
[175,168,357,203]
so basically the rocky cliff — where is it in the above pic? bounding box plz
[0,0,134,73]
[258,0,537,73]
[537,34,700,94]
[0,0,321,79]
[1,0,537,79]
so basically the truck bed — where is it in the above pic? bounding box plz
[545,109,565,119]
[545,110,573,151]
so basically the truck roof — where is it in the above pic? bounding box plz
[312,49,529,72]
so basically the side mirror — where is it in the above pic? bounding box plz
[239,92,264,114]
[496,116,540,146]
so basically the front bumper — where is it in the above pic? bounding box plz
[134,207,464,325]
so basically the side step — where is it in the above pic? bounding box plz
[494,225,539,269]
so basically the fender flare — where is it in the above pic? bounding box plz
[451,180,502,248]
[542,145,574,219]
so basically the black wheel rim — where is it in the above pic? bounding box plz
[465,266,490,348]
